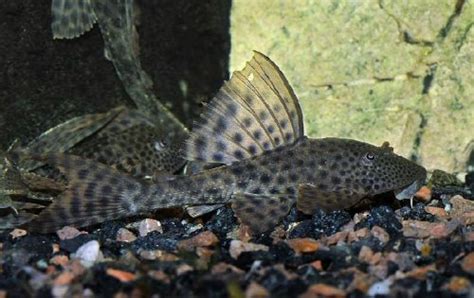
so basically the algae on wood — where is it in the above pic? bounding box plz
[231,0,473,172]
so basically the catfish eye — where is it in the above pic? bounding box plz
[365,153,375,160]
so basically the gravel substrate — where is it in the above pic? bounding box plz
[1,179,473,297]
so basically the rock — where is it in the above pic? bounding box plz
[245,282,269,298]
[325,231,349,245]
[367,279,392,296]
[106,269,136,282]
[355,206,401,235]
[415,186,432,202]
[9,229,27,239]
[50,255,69,267]
[116,228,137,243]
[405,264,437,280]
[402,220,460,239]
[177,230,219,251]
[148,270,171,284]
[211,262,245,275]
[424,206,448,218]
[398,203,435,222]
[444,276,472,294]
[370,226,390,244]
[72,240,103,268]
[56,226,86,240]
[449,195,474,225]
[176,264,194,275]
[358,246,374,264]
[460,252,474,275]
[286,238,319,254]
[312,210,352,238]
[138,250,178,261]
[300,284,346,298]
[138,218,163,237]
[358,245,382,266]
[53,271,75,286]
[229,240,269,259]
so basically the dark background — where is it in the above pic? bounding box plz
[0,0,231,149]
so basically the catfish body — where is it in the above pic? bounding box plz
[25,52,427,233]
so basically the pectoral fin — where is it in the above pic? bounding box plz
[231,193,294,234]
[297,183,366,214]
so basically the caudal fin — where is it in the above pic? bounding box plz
[26,153,144,233]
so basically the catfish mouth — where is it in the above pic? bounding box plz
[394,179,424,201]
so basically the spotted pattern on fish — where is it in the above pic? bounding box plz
[72,125,186,177]
[25,52,426,234]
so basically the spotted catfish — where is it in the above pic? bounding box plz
[26,52,427,233]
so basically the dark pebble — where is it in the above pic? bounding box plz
[399,203,435,222]
[354,205,401,235]
[204,207,237,239]
[465,171,474,192]
[60,234,97,253]
[288,220,313,239]
[312,209,352,238]
[431,186,473,200]
[132,231,179,252]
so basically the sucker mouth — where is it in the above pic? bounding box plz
[395,179,423,201]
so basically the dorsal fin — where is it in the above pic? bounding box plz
[186,51,305,165]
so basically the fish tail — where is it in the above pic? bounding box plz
[26,153,146,233]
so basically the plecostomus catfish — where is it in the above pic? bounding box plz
[25,52,427,233]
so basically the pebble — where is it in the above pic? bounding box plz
[148,270,171,283]
[50,255,69,267]
[139,250,179,261]
[53,271,75,286]
[9,229,27,239]
[367,279,392,296]
[312,209,352,237]
[424,206,448,218]
[245,282,269,298]
[176,264,194,275]
[370,226,390,244]
[286,238,319,254]
[56,226,86,240]
[402,220,460,239]
[138,218,163,237]
[405,264,436,280]
[72,240,103,268]
[300,283,346,298]
[444,276,472,294]
[325,231,349,245]
[415,186,432,202]
[106,268,136,282]
[461,252,474,274]
[116,228,137,243]
[177,230,219,251]
[356,206,401,235]
[229,240,269,259]
[449,195,474,225]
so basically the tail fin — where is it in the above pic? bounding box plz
[26,154,144,233]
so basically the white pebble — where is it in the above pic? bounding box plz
[72,240,103,268]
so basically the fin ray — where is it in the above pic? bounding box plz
[186,52,304,165]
